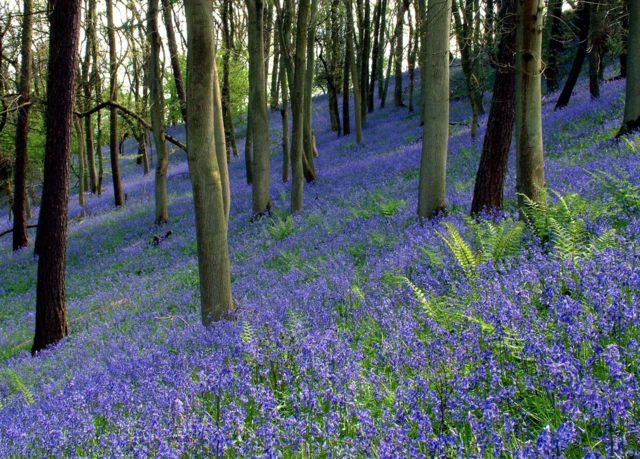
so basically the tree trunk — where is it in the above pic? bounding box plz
[369,0,384,113]
[245,112,253,184]
[589,2,602,100]
[377,1,389,101]
[545,0,562,91]
[13,0,33,252]
[280,52,291,182]
[555,1,590,110]
[418,0,426,123]
[407,10,418,113]
[343,52,351,135]
[360,0,371,124]
[471,0,517,215]
[291,0,311,213]
[162,0,187,124]
[148,0,170,225]
[247,0,272,215]
[516,0,546,209]
[107,0,125,207]
[213,51,231,223]
[270,35,281,110]
[83,0,98,193]
[418,0,451,218]
[75,118,86,207]
[222,0,239,159]
[394,0,406,107]
[184,0,234,325]
[620,0,640,134]
[32,0,82,354]
[303,0,319,182]
[381,37,395,108]
[621,0,628,79]
[345,0,363,144]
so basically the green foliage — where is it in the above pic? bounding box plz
[241,320,256,344]
[266,214,296,241]
[588,170,640,225]
[351,190,407,219]
[0,369,34,408]
[520,190,617,260]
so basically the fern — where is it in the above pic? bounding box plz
[266,214,296,241]
[437,223,482,279]
[2,369,34,406]
[241,320,256,344]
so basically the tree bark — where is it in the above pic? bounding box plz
[471,0,517,215]
[13,0,33,251]
[555,1,590,110]
[516,0,546,210]
[545,0,563,91]
[222,0,239,159]
[369,0,384,113]
[342,52,351,135]
[162,0,187,124]
[107,0,125,207]
[213,50,231,223]
[32,0,83,354]
[303,0,319,182]
[620,0,640,134]
[148,0,170,225]
[184,0,234,324]
[589,0,603,99]
[345,0,363,144]
[394,0,406,107]
[75,118,86,207]
[291,0,311,213]
[83,0,98,193]
[418,0,451,218]
[247,0,272,215]
[360,0,371,124]
[280,51,290,182]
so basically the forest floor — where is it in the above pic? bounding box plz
[1,69,640,458]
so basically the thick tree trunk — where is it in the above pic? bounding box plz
[107,0,125,207]
[555,1,590,110]
[516,0,546,209]
[148,0,170,225]
[32,0,82,354]
[394,0,406,107]
[13,0,33,252]
[620,0,640,134]
[291,0,311,213]
[345,0,363,144]
[471,0,517,214]
[418,0,451,218]
[545,0,563,91]
[184,0,233,324]
[162,0,187,124]
[303,0,319,182]
[247,0,272,215]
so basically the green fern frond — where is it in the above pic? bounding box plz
[241,320,256,344]
[3,369,34,405]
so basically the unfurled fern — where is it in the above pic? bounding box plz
[588,170,640,221]
[1,369,34,406]
[437,223,483,278]
[241,320,256,343]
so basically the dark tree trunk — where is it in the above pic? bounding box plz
[545,0,563,91]
[83,0,98,193]
[360,0,371,124]
[343,52,351,135]
[161,0,187,124]
[394,0,406,107]
[621,0,628,78]
[107,0,125,207]
[377,1,389,101]
[471,0,516,215]
[589,0,602,99]
[222,0,239,159]
[32,0,83,355]
[381,38,395,108]
[13,0,33,252]
[555,1,590,110]
[368,0,384,113]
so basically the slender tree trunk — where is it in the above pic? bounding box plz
[418,0,426,123]
[247,0,272,215]
[303,0,319,182]
[589,0,602,99]
[343,52,351,135]
[545,0,562,91]
[418,0,451,218]
[408,12,418,113]
[245,112,253,184]
[377,1,389,101]
[555,1,590,110]
[222,0,239,159]
[620,0,640,134]
[148,0,170,224]
[13,0,33,251]
[621,0,628,78]
[107,0,125,207]
[360,0,371,124]
[184,0,233,324]
[471,0,517,214]
[280,53,290,182]
[394,0,406,107]
[345,0,363,144]
[162,0,187,124]
[75,118,86,207]
[291,0,311,213]
[32,0,82,354]
[83,0,98,193]
[381,38,395,108]
[516,0,546,209]
[369,0,384,113]
[213,51,231,222]
[270,36,281,110]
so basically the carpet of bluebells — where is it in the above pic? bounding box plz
[1,69,640,458]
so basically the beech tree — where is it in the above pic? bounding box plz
[32,0,83,354]
[515,0,546,209]
[184,0,233,324]
[620,0,640,134]
[418,0,451,218]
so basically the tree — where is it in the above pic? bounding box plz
[345,0,363,144]
[32,0,83,354]
[303,0,319,182]
[221,0,239,159]
[418,0,451,218]
[184,0,233,324]
[161,0,187,124]
[148,0,170,224]
[471,0,517,214]
[82,0,99,193]
[515,0,545,209]
[291,0,312,212]
[12,0,33,251]
[545,0,563,91]
[393,0,407,107]
[247,0,272,215]
[107,0,125,207]
[619,0,640,134]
